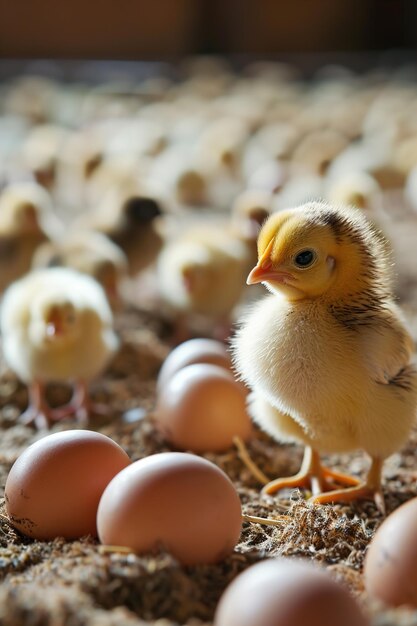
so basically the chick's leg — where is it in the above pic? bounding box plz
[20,380,51,430]
[311,457,385,513]
[53,380,111,425]
[262,446,361,497]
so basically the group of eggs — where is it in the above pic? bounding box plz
[4,337,417,623]
[4,337,252,566]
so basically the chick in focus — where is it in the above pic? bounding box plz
[1,268,118,429]
[0,182,60,293]
[233,201,417,509]
[32,231,128,310]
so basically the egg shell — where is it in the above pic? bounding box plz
[364,497,417,607]
[157,338,232,393]
[155,363,252,452]
[97,452,242,565]
[5,430,131,540]
[214,558,370,626]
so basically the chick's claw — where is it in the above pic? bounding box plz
[52,380,113,426]
[19,381,54,430]
[261,447,361,498]
[310,484,386,515]
[19,406,50,431]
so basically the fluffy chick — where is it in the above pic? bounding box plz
[32,231,128,310]
[157,226,251,340]
[233,201,417,509]
[0,182,60,293]
[1,268,118,429]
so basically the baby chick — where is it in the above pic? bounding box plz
[1,268,118,429]
[326,171,380,209]
[233,201,417,509]
[230,189,272,271]
[32,231,128,310]
[157,226,251,341]
[76,190,164,277]
[0,182,60,293]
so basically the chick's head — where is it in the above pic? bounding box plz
[248,201,390,302]
[30,298,81,346]
[10,201,43,235]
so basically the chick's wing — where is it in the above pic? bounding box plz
[360,303,415,384]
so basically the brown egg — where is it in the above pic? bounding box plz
[155,363,252,452]
[97,452,242,565]
[157,338,232,393]
[5,430,131,540]
[215,558,370,626]
[364,497,417,607]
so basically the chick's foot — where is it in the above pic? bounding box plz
[52,380,112,426]
[310,457,385,513]
[19,381,54,430]
[261,446,360,498]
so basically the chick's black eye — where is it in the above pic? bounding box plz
[294,249,316,268]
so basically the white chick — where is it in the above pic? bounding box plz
[1,268,118,429]
[233,201,417,510]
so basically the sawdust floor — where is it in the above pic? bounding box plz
[1,198,417,625]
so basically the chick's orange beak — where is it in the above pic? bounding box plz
[247,260,292,285]
[247,238,293,285]
[46,310,64,337]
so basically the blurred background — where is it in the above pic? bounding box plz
[0,0,416,60]
[1,0,417,340]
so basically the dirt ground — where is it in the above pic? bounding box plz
[1,194,417,626]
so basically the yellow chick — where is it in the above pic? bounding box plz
[0,182,61,293]
[1,268,118,429]
[32,231,128,310]
[232,201,417,509]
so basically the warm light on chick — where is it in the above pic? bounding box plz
[1,268,119,429]
[233,201,417,509]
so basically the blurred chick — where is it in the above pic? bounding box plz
[0,182,60,293]
[233,201,417,509]
[157,226,251,341]
[32,231,128,310]
[20,124,69,189]
[230,189,272,270]
[76,189,164,277]
[325,171,380,212]
[1,268,118,429]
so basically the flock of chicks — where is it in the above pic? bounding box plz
[1,60,417,624]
